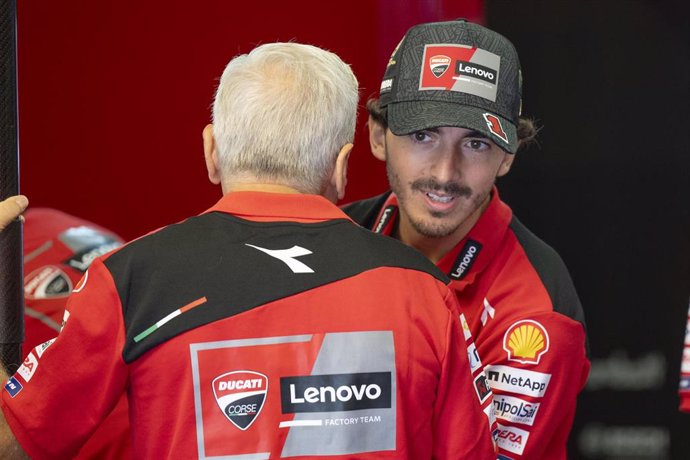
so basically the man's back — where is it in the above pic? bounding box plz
[3,192,496,459]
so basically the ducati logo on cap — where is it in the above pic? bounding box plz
[213,370,268,431]
[429,55,451,78]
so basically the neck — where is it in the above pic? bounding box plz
[223,182,303,195]
[394,194,491,264]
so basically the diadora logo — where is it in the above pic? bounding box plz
[429,55,451,78]
[245,244,315,273]
[212,370,268,431]
[449,239,482,280]
[493,394,540,426]
[374,205,396,234]
[496,424,530,455]
[280,372,391,414]
[503,320,550,365]
[486,365,551,398]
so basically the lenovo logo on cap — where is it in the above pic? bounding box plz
[212,370,268,430]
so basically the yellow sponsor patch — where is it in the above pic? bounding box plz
[503,320,550,365]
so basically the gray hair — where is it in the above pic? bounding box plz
[212,42,359,193]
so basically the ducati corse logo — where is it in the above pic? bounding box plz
[212,370,268,430]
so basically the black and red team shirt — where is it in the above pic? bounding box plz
[21,208,131,460]
[679,301,690,412]
[2,192,496,460]
[343,188,591,460]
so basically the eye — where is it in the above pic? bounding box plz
[411,131,433,143]
[466,139,491,151]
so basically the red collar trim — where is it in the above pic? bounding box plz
[204,191,352,223]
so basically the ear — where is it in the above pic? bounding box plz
[497,152,515,177]
[330,143,353,201]
[368,115,387,162]
[202,124,221,185]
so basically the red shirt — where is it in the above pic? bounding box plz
[344,188,591,459]
[21,208,131,460]
[679,302,690,412]
[3,192,496,459]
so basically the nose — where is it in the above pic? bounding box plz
[428,146,461,184]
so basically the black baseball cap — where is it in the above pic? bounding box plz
[379,19,522,153]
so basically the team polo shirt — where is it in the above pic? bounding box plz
[3,192,496,459]
[680,303,690,412]
[343,188,591,459]
[21,208,131,460]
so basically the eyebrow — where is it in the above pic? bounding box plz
[420,127,489,139]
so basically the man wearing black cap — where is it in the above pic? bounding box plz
[344,19,590,459]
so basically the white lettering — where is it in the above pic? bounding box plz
[457,63,495,81]
[290,383,383,404]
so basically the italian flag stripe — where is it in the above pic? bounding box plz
[134,297,207,343]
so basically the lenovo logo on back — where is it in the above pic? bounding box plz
[280,372,391,413]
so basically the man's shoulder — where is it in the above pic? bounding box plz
[341,192,391,229]
[505,215,587,344]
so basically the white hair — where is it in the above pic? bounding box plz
[212,42,359,193]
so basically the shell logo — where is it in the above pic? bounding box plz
[503,320,550,365]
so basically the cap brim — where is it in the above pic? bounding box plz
[388,101,518,154]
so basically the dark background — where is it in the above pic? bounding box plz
[488,1,690,458]
[12,0,690,458]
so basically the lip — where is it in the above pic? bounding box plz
[422,190,458,213]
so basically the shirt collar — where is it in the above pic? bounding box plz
[203,191,353,223]
[370,187,512,282]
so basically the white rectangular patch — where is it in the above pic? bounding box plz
[493,394,540,426]
[496,424,530,455]
[459,313,472,341]
[467,343,483,373]
[17,352,39,382]
[485,365,551,398]
[34,338,56,358]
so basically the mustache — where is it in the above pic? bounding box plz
[411,178,472,197]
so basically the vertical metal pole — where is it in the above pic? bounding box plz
[0,0,24,375]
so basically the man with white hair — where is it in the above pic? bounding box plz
[0,42,496,459]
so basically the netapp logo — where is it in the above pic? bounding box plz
[455,61,497,84]
[280,372,391,413]
[449,240,482,280]
[486,365,551,398]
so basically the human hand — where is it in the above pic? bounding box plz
[0,195,28,231]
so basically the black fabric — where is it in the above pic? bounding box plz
[509,216,590,356]
[341,192,392,229]
[104,211,447,363]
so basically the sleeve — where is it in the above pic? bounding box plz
[1,259,128,460]
[432,289,497,459]
[679,304,690,413]
[482,312,590,459]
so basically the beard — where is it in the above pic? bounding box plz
[386,161,486,239]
